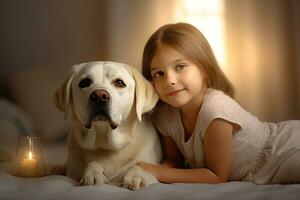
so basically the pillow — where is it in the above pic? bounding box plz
[0,98,36,162]
[7,66,70,142]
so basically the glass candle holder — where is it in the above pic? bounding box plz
[11,136,46,177]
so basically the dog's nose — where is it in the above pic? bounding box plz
[90,90,110,103]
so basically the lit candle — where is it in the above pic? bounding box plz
[12,136,46,178]
[18,150,38,177]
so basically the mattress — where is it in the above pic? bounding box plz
[0,166,300,200]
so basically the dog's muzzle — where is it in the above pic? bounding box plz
[86,90,118,129]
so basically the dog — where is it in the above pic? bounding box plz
[53,61,162,190]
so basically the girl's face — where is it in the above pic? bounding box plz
[150,44,207,110]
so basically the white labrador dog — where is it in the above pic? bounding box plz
[53,61,162,190]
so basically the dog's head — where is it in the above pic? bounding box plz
[53,61,158,132]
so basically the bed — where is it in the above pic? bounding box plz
[0,168,300,200]
[0,83,300,200]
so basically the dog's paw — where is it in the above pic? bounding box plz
[123,165,158,190]
[80,161,107,185]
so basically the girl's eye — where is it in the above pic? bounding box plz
[113,79,126,88]
[152,71,164,79]
[79,78,92,88]
[175,63,186,71]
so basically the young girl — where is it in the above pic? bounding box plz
[138,22,300,184]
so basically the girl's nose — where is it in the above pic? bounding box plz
[165,71,177,86]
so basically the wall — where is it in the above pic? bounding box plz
[225,0,300,122]
[105,0,178,68]
[0,0,107,76]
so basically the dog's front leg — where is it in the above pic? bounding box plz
[123,165,158,190]
[81,161,107,185]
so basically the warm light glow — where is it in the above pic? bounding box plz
[28,151,33,159]
[173,0,226,72]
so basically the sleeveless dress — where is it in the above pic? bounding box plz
[152,89,300,184]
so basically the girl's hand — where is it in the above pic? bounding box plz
[138,162,160,179]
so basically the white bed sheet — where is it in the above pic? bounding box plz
[1,141,299,200]
[0,172,300,200]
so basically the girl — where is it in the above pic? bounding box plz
[138,22,300,184]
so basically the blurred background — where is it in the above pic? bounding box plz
[0,0,299,147]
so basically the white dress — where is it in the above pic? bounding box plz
[152,89,300,184]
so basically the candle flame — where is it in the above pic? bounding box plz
[28,151,33,159]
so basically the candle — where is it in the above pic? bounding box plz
[17,151,39,177]
[12,136,46,178]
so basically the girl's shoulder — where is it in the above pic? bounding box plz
[198,88,246,135]
[202,88,240,112]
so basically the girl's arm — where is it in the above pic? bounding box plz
[159,134,185,168]
[139,118,234,183]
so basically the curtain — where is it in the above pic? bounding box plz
[225,0,300,122]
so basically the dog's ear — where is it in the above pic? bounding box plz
[53,71,74,119]
[53,63,85,119]
[125,65,159,121]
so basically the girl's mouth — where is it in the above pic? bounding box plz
[166,89,185,96]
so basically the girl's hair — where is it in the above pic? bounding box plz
[142,22,235,98]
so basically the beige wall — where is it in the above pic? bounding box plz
[105,0,179,69]
[0,0,107,76]
[225,0,300,122]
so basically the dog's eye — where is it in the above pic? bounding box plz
[113,79,126,88]
[79,78,92,88]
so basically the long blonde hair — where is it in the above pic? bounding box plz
[142,22,235,98]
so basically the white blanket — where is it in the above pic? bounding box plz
[0,173,300,200]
